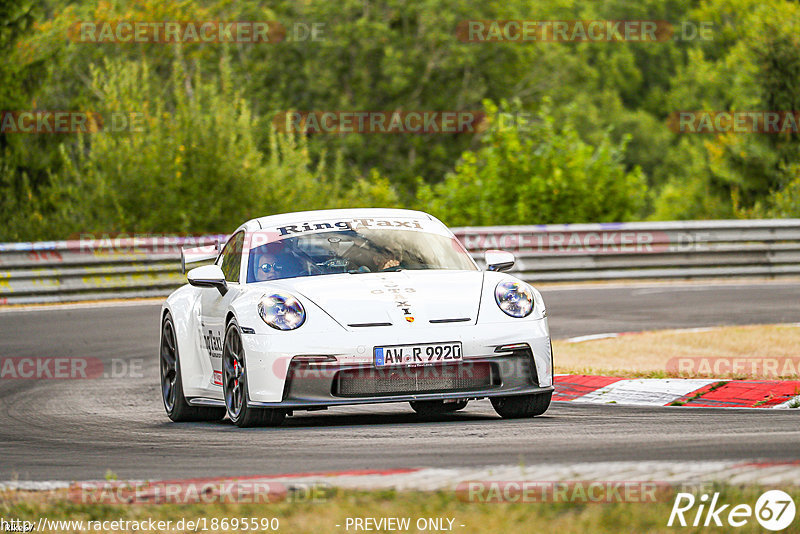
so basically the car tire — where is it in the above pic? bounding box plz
[160,312,226,422]
[410,400,468,416]
[491,391,552,419]
[223,319,285,428]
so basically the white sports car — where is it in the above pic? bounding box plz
[160,209,553,427]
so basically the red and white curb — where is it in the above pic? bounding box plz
[3,462,800,493]
[554,375,800,408]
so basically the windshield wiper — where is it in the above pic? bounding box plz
[347,268,374,274]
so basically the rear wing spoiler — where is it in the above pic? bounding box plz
[181,241,221,274]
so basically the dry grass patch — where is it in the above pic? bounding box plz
[553,324,800,379]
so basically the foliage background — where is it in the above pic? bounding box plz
[1,0,799,240]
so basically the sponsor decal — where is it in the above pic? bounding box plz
[200,325,224,359]
[370,277,418,324]
[276,218,424,236]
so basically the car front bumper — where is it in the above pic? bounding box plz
[249,350,553,409]
[241,317,553,405]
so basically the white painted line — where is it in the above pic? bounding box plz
[565,333,620,343]
[0,299,163,314]
[0,481,72,491]
[540,279,800,292]
[566,326,717,343]
[669,327,716,334]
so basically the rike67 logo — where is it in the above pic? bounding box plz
[668,490,796,531]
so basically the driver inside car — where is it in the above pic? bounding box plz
[252,246,305,282]
[372,245,403,271]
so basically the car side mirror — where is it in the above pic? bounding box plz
[484,250,515,272]
[187,264,228,296]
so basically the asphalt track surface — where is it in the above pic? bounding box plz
[1,281,798,481]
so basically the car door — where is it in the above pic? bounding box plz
[199,231,245,388]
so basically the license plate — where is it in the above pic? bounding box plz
[374,342,463,367]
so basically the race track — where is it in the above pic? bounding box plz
[1,281,799,481]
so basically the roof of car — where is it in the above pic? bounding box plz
[239,208,435,232]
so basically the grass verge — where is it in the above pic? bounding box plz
[553,324,800,379]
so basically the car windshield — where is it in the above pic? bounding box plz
[246,228,476,283]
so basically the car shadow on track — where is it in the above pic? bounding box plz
[281,410,498,429]
[152,401,562,431]
[154,411,506,431]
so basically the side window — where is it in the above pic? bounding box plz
[218,232,245,283]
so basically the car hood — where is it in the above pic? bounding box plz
[271,270,484,328]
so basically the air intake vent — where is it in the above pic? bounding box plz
[332,362,498,397]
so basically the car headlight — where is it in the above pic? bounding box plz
[494,281,534,318]
[258,293,306,330]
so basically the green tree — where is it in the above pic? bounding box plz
[653,0,800,219]
[417,100,646,226]
[45,55,398,237]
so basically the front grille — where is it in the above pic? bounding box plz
[332,362,499,397]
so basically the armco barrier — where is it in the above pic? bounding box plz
[0,220,798,305]
[452,219,800,282]
[0,236,225,305]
